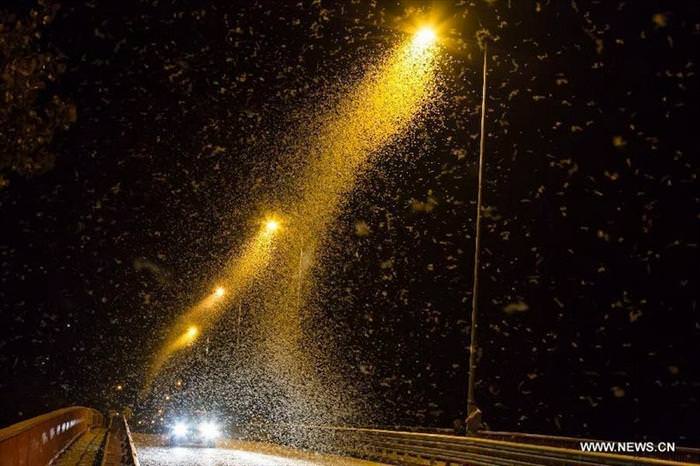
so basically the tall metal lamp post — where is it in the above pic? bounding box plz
[408,25,491,433]
[466,37,489,434]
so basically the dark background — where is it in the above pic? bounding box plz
[1,0,698,444]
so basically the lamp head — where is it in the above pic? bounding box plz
[413,26,437,48]
[185,325,199,342]
[264,218,280,234]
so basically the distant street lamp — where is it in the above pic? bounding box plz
[264,218,280,234]
[183,325,199,345]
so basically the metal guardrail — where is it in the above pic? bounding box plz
[122,416,140,466]
[0,407,103,466]
[476,431,700,463]
[241,425,699,466]
[100,415,140,466]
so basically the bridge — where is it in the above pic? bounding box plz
[1,407,698,466]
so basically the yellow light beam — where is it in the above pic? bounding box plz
[143,216,282,391]
[259,32,439,393]
[145,28,440,399]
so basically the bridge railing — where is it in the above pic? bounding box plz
[239,424,699,466]
[100,415,140,466]
[0,406,103,466]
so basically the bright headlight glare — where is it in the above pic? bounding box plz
[171,421,188,437]
[198,421,220,439]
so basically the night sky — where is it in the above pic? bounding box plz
[1,0,698,446]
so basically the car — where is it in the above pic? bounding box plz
[167,419,222,447]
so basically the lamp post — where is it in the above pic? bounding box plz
[407,25,490,432]
[236,299,242,350]
[466,38,489,434]
[297,244,305,312]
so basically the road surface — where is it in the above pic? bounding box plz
[54,428,107,466]
[134,435,386,466]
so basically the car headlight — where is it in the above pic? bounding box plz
[198,421,220,439]
[171,421,189,437]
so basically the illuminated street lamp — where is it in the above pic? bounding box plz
[183,325,199,345]
[413,26,437,48]
[408,24,489,432]
[466,31,490,435]
[264,218,280,234]
[213,286,226,298]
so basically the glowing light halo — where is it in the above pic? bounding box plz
[185,325,198,339]
[198,421,221,439]
[263,217,281,235]
[413,26,437,48]
[169,324,199,348]
[171,421,188,437]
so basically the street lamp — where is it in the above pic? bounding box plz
[183,325,199,345]
[413,26,437,48]
[409,25,490,433]
[466,35,489,434]
[264,218,280,234]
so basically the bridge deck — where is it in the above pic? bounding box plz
[52,428,107,466]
